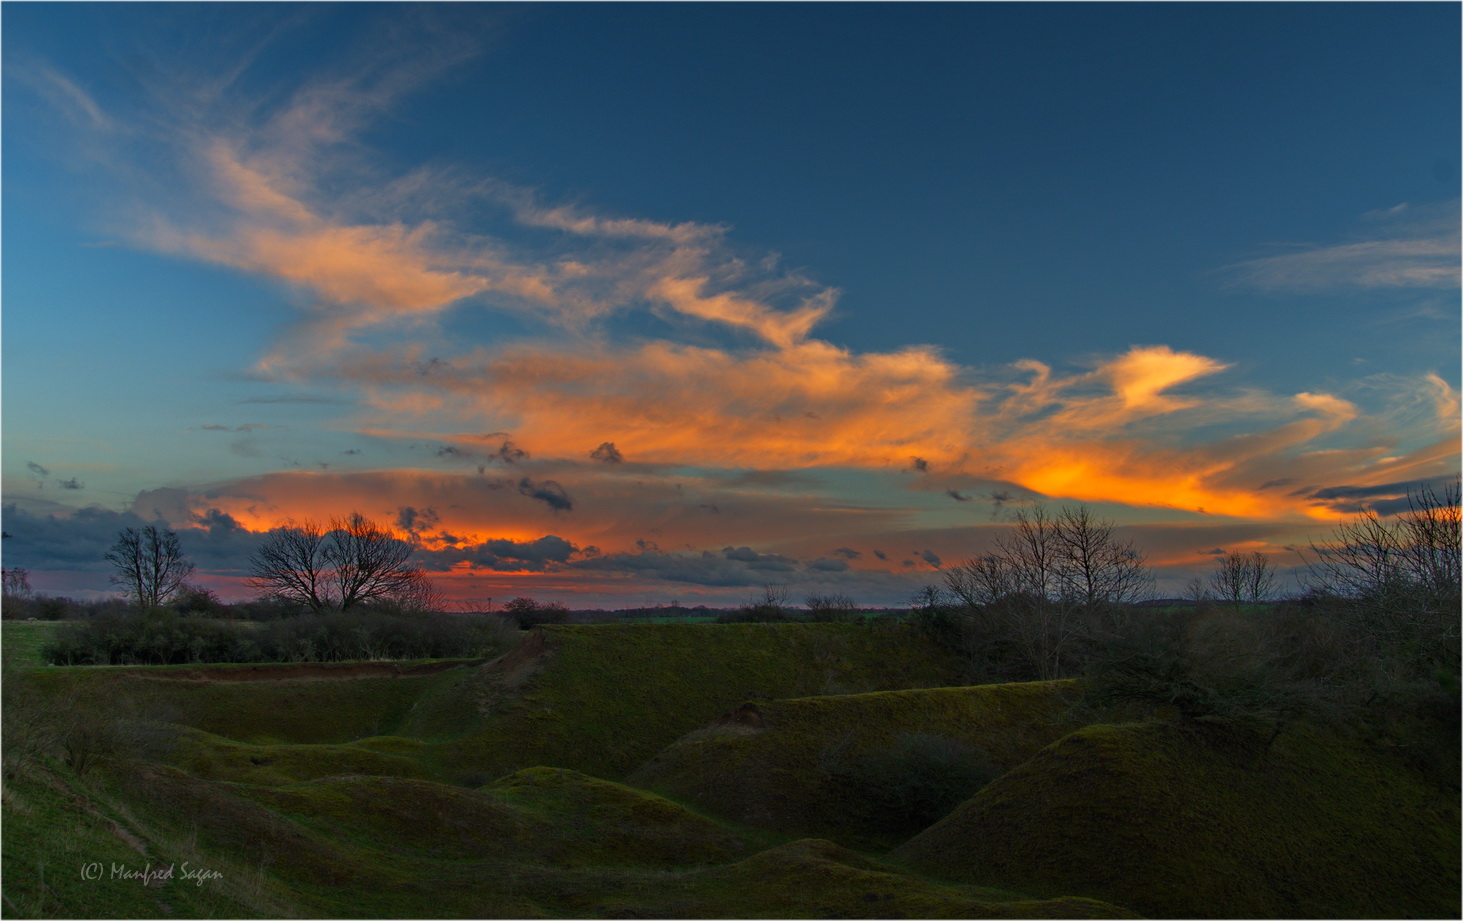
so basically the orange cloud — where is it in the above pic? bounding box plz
[327,338,1457,523]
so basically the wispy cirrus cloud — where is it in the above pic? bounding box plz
[1223,201,1461,292]
[19,20,1460,534]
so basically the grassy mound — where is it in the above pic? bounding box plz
[891,719,1461,918]
[20,662,474,745]
[239,775,548,861]
[484,766,750,867]
[414,622,969,781]
[169,729,428,786]
[631,680,1086,849]
[586,838,1141,919]
[0,768,296,918]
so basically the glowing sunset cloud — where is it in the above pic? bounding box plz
[4,5,1456,605]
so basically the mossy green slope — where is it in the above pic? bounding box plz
[1,767,300,919]
[572,838,1141,919]
[20,663,474,745]
[483,767,750,867]
[891,719,1461,918]
[170,729,428,785]
[416,622,968,781]
[631,680,1086,849]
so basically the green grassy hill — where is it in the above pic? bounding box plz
[411,622,971,781]
[631,680,1087,849]
[6,620,1454,919]
[890,718,1461,919]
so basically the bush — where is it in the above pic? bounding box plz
[44,610,518,666]
[717,586,794,623]
[804,593,860,623]
[45,610,252,666]
[173,584,227,617]
[502,597,571,629]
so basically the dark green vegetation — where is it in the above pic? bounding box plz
[892,719,1460,919]
[41,608,518,666]
[4,611,1457,918]
[414,622,971,781]
[632,681,1087,849]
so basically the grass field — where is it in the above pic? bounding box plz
[1,620,63,668]
[2,621,1457,919]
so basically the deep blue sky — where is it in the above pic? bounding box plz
[4,3,1458,605]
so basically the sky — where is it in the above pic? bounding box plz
[3,2,1459,609]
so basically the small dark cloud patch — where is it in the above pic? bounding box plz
[436,445,469,460]
[1306,475,1457,516]
[721,546,798,572]
[833,547,861,559]
[497,441,529,464]
[808,557,849,572]
[415,535,579,572]
[873,549,889,561]
[636,538,661,552]
[58,478,85,490]
[343,448,362,456]
[26,462,49,477]
[910,457,929,473]
[699,503,721,514]
[590,442,624,464]
[396,506,441,534]
[947,489,973,502]
[1258,478,1293,491]
[518,477,572,512]
[1199,547,1228,556]
[920,549,942,567]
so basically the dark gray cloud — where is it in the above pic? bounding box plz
[807,557,850,573]
[518,477,572,512]
[910,457,929,473]
[1305,475,1458,516]
[832,547,861,559]
[0,503,263,575]
[497,441,529,464]
[416,534,578,572]
[947,489,973,502]
[722,546,798,571]
[590,442,624,464]
[919,549,942,567]
[58,478,85,490]
[873,549,889,561]
[396,506,441,533]
[26,462,49,477]
[573,549,792,587]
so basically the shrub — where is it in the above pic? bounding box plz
[173,584,227,617]
[44,609,516,666]
[803,593,860,623]
[502,597,571,629]
[45,610,252,666]
[717,586,794,623]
